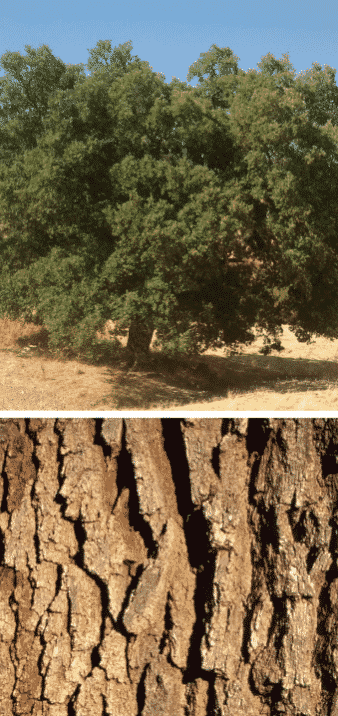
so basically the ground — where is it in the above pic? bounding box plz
[1,315,338,410]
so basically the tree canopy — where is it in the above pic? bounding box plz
[1,39,338,362]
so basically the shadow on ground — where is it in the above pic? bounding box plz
[100,352,338,410]
[3,317,338,409]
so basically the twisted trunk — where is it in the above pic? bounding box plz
[1,417,338,715]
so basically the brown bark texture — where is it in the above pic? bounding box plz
[125,321,154,366]
[1,418,338,715]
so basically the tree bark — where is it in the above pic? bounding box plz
[1,417,338,715]
[125,320,154,368]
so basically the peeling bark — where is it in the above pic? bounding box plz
[1,418,338,714]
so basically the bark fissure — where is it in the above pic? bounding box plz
[9,568,20,714]
[2,418,338,714]
[26,420,41,567]
[0,442,10,513]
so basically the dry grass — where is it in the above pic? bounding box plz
[178,327,338,410]
[1,313,338,410]
[0,314,224,410]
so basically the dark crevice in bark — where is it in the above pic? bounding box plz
[32,528,41,565]
[307,544,321,573]
[330,517,338,559]
[248,454,261,503]
[159,591,174,655]
[161,418,218,688]
[221,418,232,435]
[161,419,192,522]
[322,453,338,480]
[262,503,280,560]
[67,684,80,715]
[125,635,134,684]
[208,674,222,716]
[118,420,158,559]
[25,423,42,566]
[313,419,338,479]
[188,510,213,571]
[274,421,289,466]
[184,527,217,683]
[9,569,20,713]
[36,563,64,703]
[93,418,113,460]
[161,418,213,566]
[293,416,301,441]
[314,551,338,710]
[26,552,36,610]
[72,518,87,567]
[112,419,129,513]
[72,517,111,669]
[248,659,261,698]
[160,522,167,537]
[117,563,145,637]
[268,686,284,715]
[102,693,109,716]
[271,597,289,654]
[241,600,255,664]
[0,528,5,564]
[0,442,9,513]
[37,624,48,703]
[67,590,73,649]
[286,490,301,539]
[54,419,67,496]
[55,563,63,598]
[91,643,101,669]
[247,418,271,458]
[247,419,271,507]
[211,445,220,478]
[136,663,149,716]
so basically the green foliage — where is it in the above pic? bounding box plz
[0,43,88,169]
[0,245,111,358]
[1,40,338,359]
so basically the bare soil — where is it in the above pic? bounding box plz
[1,315,338,410]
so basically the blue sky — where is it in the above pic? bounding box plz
[1,0,338,94]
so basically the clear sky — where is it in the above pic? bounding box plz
[1,0,337,93]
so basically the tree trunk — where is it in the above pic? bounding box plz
[1,417,338,715]
[125,320,154,368]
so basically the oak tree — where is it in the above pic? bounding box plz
[1,42,338,364]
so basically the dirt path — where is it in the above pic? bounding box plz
[2,317,338,410]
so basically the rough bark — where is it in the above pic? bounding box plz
[1,417,338,715]
[125,320,154,368]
